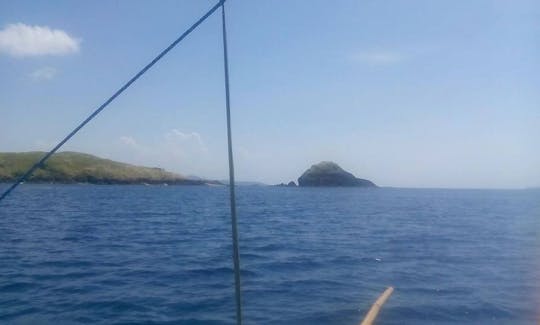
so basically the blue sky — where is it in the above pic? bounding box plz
[0,0,538,188]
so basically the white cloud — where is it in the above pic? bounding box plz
[350,51,403,65]
[117,130,210,173]
[30,66,57,81]
[119,135,138,147]
[0,23,80,57]
[164,129,206,151]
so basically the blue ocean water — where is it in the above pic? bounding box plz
[0,185,538,324]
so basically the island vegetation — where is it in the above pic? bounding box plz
[297,161,376,187]
[0,151,219,185]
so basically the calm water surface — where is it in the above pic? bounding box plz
[0,185,539,324]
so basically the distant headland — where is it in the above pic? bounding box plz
[296,161,376,187]
[0,151,220,185]
[1,153,377,188]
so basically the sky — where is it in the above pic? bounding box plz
[0,0,538,188]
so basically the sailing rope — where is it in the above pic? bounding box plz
[0,1,244,324]
[221,3,243,325]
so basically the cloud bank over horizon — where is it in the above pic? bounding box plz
[115,129,212,177]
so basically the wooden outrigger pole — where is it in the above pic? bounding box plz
[359,287,394,325]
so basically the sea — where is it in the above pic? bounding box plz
[0,185,539,324]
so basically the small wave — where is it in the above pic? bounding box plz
[75,300,149,313]
[0,281,38,293]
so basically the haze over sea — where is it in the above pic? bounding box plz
[0,184,538,324]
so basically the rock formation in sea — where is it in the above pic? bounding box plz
[274,181,297,187]
[297,161,376,187]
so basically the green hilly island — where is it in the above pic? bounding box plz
[0,151,216,185]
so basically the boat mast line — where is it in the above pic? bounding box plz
[221,3,243,325]
[0,0,225,204]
